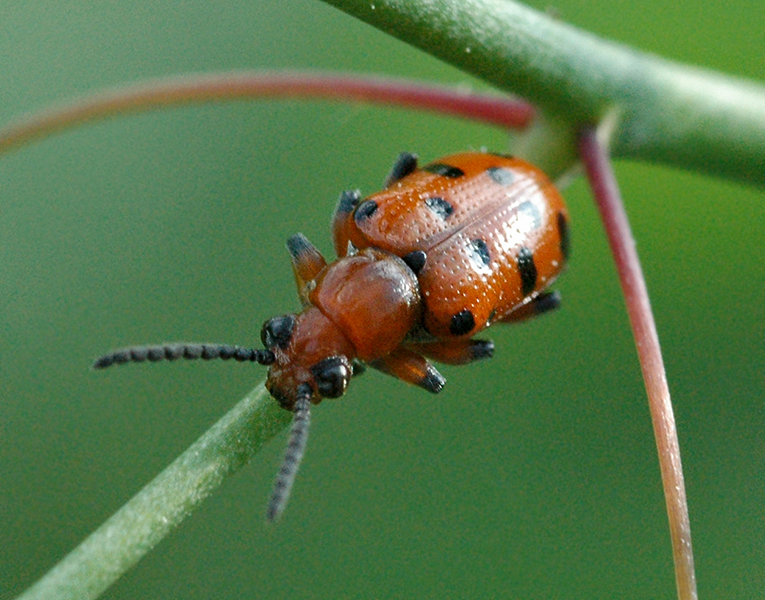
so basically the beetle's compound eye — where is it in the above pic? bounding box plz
[261,315,296,350]
[311,356,352,399]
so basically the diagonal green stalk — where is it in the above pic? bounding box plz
[320,0,765,188]
[17,384,291,600]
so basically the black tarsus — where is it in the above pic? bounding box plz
[335,189,361,216]
[286,232,321,263]
[469,339,495,360]
[420,365,446,394]
[532,290,561,315]
[384,152,418,188]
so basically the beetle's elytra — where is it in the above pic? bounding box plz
[95,151,570,520]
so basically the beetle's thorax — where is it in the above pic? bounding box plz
[309,248,422,359]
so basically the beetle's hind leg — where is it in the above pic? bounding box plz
[407,338,494,365]
[368,347,445,394]
[497,291,561,324]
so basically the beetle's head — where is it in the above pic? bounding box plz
[260,308,357,410]
[93,304,361,522]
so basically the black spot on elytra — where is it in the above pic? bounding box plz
[469,238,491,268]
[450,309,475,336]
[487,166,515,186]
[557,211,571,260]
[425,196,454,219]
[354,200,378,222]
[402,250,427,275]
[424,163,465,178]
[517,247,537,296]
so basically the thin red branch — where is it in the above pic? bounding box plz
[0,71,534,154]
[577,128,697,600]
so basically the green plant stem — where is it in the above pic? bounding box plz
[17,384,291,600]
[320,0,765,187]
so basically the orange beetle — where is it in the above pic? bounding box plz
[95,151,570,520]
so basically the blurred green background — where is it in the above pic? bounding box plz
[1,1,763,598]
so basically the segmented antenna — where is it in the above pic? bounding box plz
[93,343,275,369]
[266,385,312,522]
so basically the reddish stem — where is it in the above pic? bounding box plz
[0,71,534,154]
[578,128,697,600]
